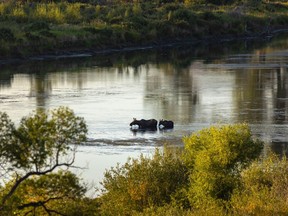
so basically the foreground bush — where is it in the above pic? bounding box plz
[99,147,188,215]
[230,153,288,215]
[98,124,264,215]
[182,123,263,210]
[2,115,283,215]
[0,171,86,215]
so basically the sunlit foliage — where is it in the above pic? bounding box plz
[99,147,188,215]
[230,153,288,215]
[182,123,263,209]
[98,124,265,215]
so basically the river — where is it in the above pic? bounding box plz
[1,35,288,196]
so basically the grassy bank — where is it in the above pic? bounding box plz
[0,0,288,58]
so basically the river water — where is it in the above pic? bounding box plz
[1,35,288,195]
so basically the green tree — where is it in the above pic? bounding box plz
[1,170,87,215]
[182,123,263,209]
[99,147,188,215]
[0,107,88,214]
[230,153,288,215]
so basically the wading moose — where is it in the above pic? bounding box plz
[159,119,174,129]
[130,118,158,130]
[130,118,174,130]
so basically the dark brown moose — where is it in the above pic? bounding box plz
[159,119,174,129]
[130,118,158,130]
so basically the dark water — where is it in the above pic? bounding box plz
[1,35,288,192]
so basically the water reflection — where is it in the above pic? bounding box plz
[1,34,288,157]
[29,74,52,109]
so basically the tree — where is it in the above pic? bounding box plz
[182,123,263,209]
[230,153,288,215]
[99,147,189,215]
[1,170,87,215]
[0,107,88,214]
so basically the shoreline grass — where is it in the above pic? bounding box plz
[0,1,288,59]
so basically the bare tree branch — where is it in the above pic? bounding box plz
[0,160,74,209]
[0,107,87,214]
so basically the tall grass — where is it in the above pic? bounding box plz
[0,2,91,24]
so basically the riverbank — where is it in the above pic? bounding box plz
[0,1,288,63]
[0,28,286,66]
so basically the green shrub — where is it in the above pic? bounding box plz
[0,27,15,42]
[100,27,113,37]
[79,5,96,22]
[0,171,87,215]
[39,30,55,38]
[160,3,182,13]
[99,147,188,215]
[82,27,100,34]
[24,21,50,32]
[134,205,192,216]
[183,123,263,208]
[171,8,195,23]
[64,3,82,23]
[230,154,288,215]
[25,32,41,41]
[200,11,218,20]
[153,20,172,38]
[126,15,148,31]
[123,30,141,43]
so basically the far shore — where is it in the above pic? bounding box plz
[1,28,288,66]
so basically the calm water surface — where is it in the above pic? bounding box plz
[1,35,288,194]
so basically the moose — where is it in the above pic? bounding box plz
[130,118,174,130]
[130,118,158,130]
[159,119,174,129]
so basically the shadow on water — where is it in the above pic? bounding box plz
[130,129,158,136]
